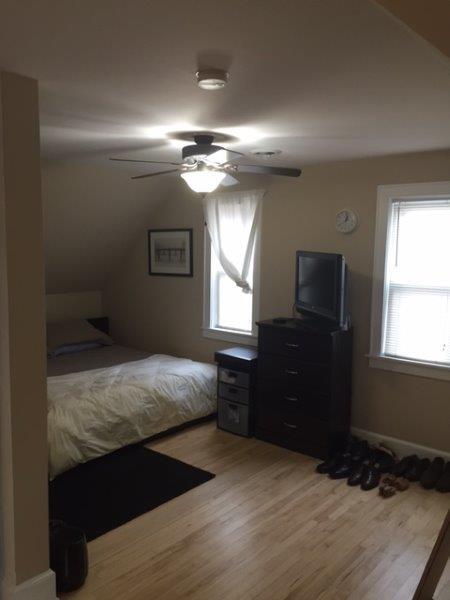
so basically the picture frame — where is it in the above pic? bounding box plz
[148,228,193,277]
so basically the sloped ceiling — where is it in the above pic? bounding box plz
[1,0,449,292]
[42,161,176,293]
[375,0,450,58]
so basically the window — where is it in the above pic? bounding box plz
[203,190,262,344]
[370,181,450,380]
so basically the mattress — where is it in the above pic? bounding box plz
[47,344,149,376]
[47,353,217,478]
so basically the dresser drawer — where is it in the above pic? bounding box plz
[259,327,330,362]
[218,398,250,437]
[256,405,329,443]
[219,382,249,405]
[258,354,330,393]
[258,382,330,421]
[218,367,249,389]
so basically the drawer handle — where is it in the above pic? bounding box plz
[285,369,299,376]
[284,395,299,403]
[228,387,238,394]
[227,371,237,379]
[283,421,298,430]
[285,342,300,349]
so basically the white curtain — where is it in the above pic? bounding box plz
[203,189,264,293]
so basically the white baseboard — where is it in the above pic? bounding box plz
[2,570,58,600]
[351,427,450,462]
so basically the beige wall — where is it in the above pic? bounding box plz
[104,149,450,453]
[0,72,49,587]
[46,290,103,322]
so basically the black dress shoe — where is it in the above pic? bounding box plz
[360,464,381,491]
[420,457,445,489]
[329,456,354,479]
[347,462,367,486]
[436,462,450,493]
[405,457,430,482]
[316,453,342,474]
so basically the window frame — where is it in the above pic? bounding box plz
[202,214,261,346]
[369,181,450,381]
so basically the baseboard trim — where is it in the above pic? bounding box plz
[2,570,58,600]
[351,427,450,461]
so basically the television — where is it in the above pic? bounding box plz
[295,250,347,328]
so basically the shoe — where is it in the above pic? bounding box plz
[379,483,396,498]
[347,462,367,486]
[369,448,396,473]
[329,455,354,479]
[351,440,370,463]
[436,462,450,493]
[316,453,342,474]
[316,437,357,474]
[405,457,430,482]
[360,464,381,491]
[420,457,445,489]
[391,455,416,477]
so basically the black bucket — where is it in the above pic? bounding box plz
[49,520,88,593]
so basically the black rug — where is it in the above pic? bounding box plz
[49,445,215,541]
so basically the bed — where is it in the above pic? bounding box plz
[47,318,217,479]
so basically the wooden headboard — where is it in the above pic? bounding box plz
[86,317,109,335]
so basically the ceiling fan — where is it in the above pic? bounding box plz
[110,134,301,193]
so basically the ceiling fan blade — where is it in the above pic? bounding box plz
[131,168,179,180]
[221,174,240,187]
[110,158,181,165]
[207,146,245,164]
[235,164,302,177]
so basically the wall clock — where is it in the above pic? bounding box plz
[336,209,358,234]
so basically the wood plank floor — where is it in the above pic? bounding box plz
[65,422,450,600]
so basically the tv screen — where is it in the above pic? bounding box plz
[295,251,346,325]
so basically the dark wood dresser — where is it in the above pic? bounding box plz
[255,318,352,459]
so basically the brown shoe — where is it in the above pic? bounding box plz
[379,484,396,498]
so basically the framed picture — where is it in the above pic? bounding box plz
[148,228,193,277]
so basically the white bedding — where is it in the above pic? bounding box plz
[48,354,217,478]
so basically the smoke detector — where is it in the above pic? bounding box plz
[196,69,229,90]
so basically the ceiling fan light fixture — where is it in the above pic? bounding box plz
[196,69,228,90]
[181,170,226,193]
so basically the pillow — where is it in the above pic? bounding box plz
[46,319,113,357]
[51,341,104,357]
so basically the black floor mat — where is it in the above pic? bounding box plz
[49,445,215,541]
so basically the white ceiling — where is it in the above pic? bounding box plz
[1,0,449,169]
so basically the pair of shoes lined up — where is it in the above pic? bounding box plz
[316,439,395,491]
[379,474,409,498]
[394,455,450,492]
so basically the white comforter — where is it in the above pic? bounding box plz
[48,354,217,478]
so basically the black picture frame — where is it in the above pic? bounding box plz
[148,228,193,277]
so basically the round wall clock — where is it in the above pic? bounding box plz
[336,209,358,234]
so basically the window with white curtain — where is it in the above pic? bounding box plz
[203,189,263,344]
[370,181,450,380]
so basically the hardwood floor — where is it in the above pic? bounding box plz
[65,422,449,600]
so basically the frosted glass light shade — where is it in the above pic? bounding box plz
[181,170,226,193]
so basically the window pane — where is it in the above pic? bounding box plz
[210,244,254,333]
[383,198,450,365]
[216,272,253,332]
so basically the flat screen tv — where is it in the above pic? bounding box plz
[295,250,347,327]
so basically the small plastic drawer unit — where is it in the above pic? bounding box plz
[215,347,258,438]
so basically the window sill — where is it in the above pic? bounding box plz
[368,354,450,382]
[202,327,258,346]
